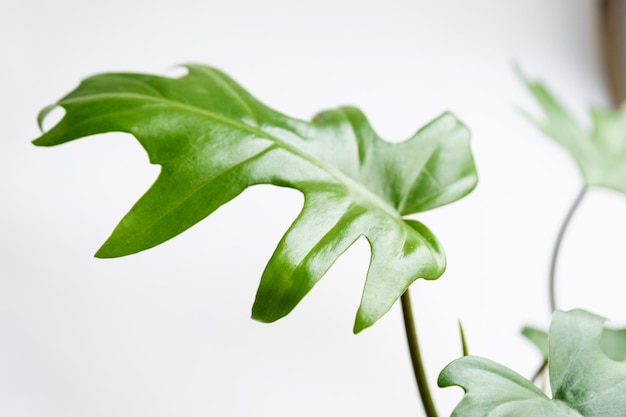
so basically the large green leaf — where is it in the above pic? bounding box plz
[33,65,477,332]
[439,309,626,416]
[522,72,626,193]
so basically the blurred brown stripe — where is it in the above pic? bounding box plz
[601,0,626,106]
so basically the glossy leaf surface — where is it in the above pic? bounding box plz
[523,72,626,193]
[33,65,477,332]
[439,310,626,416]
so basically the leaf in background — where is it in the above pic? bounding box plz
[601,328,626,361]
[439,309,626,416]
[521,326,549,361]
[522,325,626,363]
[33,65,477,332]
[521,70,626,194]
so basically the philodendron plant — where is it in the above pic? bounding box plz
[33,65,626,416]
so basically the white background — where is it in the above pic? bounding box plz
[2,1,625,416]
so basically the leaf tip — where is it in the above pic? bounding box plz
[352,322,365,334]
[512,61,527,83]
[436,111,472,149]
[94,237,138,259]
[458,319,469,356]
[250,298,284,325]
[94,246,115,259]
[33,104,68,147]
[31,137,46,147]
[250,312,271,324]
[438,110,464,128]
[352,309,376,334]
[436,358,458,388]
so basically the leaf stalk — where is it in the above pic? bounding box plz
[401,289,439,417]
[549,186,587,312]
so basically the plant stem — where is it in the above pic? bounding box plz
[531,188,587,384]
[549,186,587,312]
[531,359,547,384]
[401,289,439,417]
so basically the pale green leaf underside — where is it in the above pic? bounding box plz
[523,325,626,363]
[522,326,549,361]
[440,310,626,416]
[522,71,626,194]
[601,328,626,361]
[33,65,477,332]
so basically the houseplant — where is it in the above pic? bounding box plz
[33,65,626,415]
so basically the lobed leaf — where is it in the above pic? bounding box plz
[521,71,626,194]
[440,309,626,416]
[34,65,477,332]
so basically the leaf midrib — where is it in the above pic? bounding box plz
[61,92,401,219]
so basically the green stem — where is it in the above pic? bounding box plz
[549,186,587,312]
[531,187,587,383]
[401,289,439,417]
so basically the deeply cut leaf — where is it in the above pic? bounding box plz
[522,70,626,194]
[33,65,477,332]
[439,309,626,416]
